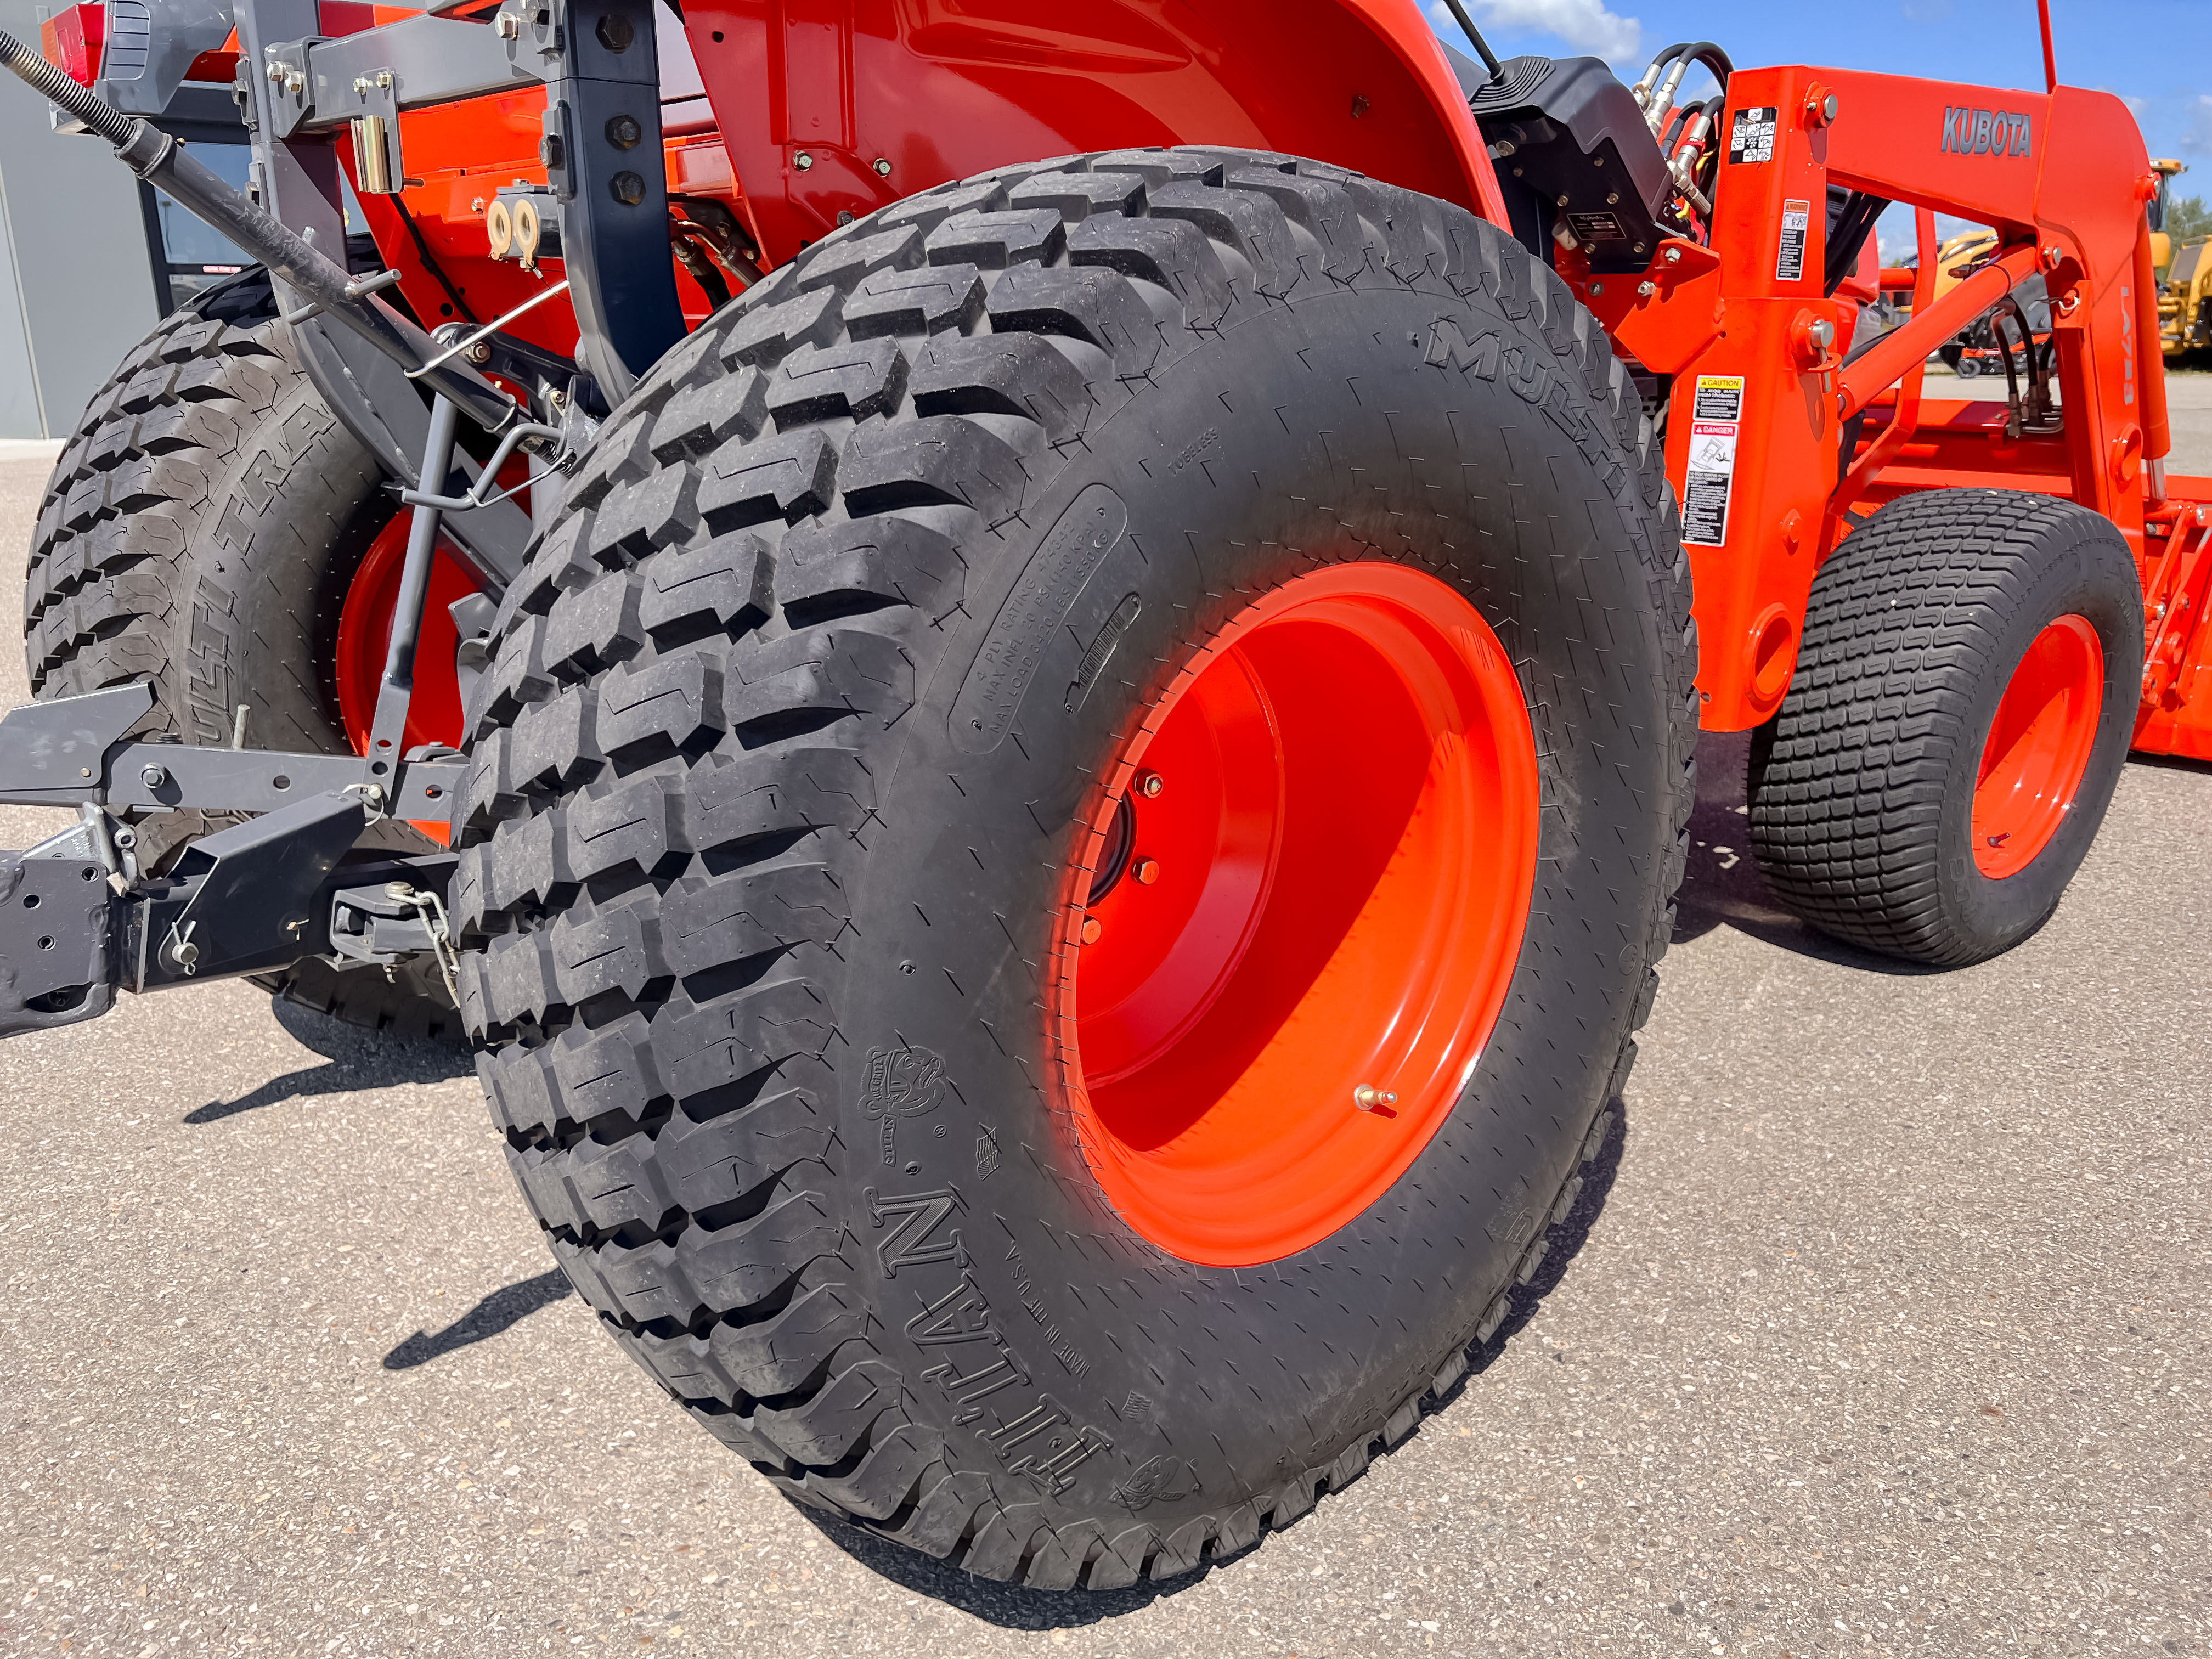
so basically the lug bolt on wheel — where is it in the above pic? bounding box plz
[1080,917,1103,945]
[1131,857,1160,885]
[1137,770,1165,798]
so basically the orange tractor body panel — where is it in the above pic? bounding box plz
[177,0,2212,757]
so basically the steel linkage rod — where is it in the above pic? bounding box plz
[360,395,463,801]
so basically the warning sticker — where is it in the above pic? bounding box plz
[1729,106,1778,163]
[1775,198,1811,284]
[1681,375,1744,546]
[1691,379,1742,422]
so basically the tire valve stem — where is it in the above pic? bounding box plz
[1986,831,2011,848]
[1353,1085,1398,1112]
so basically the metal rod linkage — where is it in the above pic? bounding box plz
[360,395,463,801]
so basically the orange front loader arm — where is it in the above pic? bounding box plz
[1580,67,2176,731]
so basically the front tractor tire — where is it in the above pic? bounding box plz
[458,148,1695,1587]
[25,269,461,1037]
[1748,488,2141,966]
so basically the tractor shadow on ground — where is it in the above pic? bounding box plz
[182,996,473,1122]
[1669,730,1942,977]
[381,1269,575,1370]
[793,1107,1639,1626]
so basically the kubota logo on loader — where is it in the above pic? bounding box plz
[1941,104,2033,157]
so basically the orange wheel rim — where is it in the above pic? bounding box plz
[1049,564,1540,1267]
[1971,612,2103,880]
[334,513,484,844]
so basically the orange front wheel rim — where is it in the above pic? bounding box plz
[1050,563,1541,1267]
[1971,612,2104,880]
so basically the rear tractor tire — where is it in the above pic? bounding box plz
[25,268,467,1039]
[458,146,1695,1587]
[1748,488,2141,966]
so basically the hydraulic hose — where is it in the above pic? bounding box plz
[0,29,519,435]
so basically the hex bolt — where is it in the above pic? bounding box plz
[1663,246,1683,264]
[494,9,519,36]
[1353,1085,1398,1111]
[1132,857,1161,886]
[605,112,642,150]
[1637,280,1657,297]
[609,171,646,206]
[1080,917,1103,945]
[140,764,168,789]
[793,151,815,171]
[467,340,492,364]
[1137,771,1165,798]
[266,59,284,82]
[873,157,893,177]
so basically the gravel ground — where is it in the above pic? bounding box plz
[0,379,2207,1659]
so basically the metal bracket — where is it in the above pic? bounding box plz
[0,826,119,1036]
[540,0,684,397]
[0,686,462,820]
[260,10,545,140]
[131,789,369,991]
[0,682,155,802]
[344,69,406,194]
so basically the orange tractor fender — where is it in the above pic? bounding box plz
[675,0,1512,269]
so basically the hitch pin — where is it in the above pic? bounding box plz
[406,280,572,380]
[282,267,403,327]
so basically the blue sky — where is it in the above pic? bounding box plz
[1427,0,2212,249]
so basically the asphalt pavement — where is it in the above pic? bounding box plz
[1,379,2208,1659]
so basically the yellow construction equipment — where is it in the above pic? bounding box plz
[2155,158,2208,360]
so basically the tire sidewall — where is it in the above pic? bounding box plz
[1938,517,2141,949]
[815,264,1675,1530]
[179,374,392,753]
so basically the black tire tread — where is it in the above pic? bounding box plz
[1747,487,2135,964]
[25,272,290,707]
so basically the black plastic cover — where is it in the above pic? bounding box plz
[1469,55,1671,274]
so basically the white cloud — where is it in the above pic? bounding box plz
[2185,94,2212,157]
[1433,0,1645,67]
[2094,87,2150,120]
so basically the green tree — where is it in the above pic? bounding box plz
[2167,193,2212,243]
